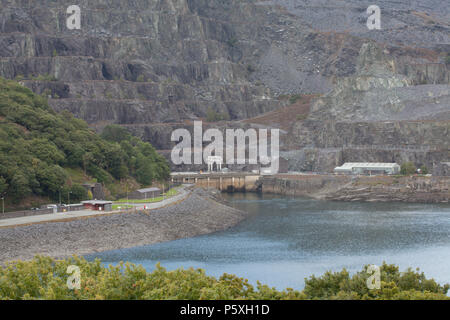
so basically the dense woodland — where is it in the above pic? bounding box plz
[0,78,169,204]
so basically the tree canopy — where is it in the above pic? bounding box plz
[0,78,169,203]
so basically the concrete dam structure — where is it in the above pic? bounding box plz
[170,173,261,192]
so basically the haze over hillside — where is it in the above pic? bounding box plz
[0,0,449,172]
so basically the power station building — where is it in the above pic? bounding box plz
[334,163,400,175]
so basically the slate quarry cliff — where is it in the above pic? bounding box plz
[0,0,449,172]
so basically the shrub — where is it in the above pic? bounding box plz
[206,107,230,122]
[303,263,449,300]
[0,257,448,300]
[419,165,429,175]
[400,162,417,175]
[289,94,303,104]
[33,74,57,81]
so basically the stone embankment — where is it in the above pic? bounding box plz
[0,188,247,264]
[259,174,450,204]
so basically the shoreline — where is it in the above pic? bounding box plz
[0,188,248,264]
[2,178,448,265]
[258,175,450,204]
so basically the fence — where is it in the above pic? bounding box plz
[0,208,54,220]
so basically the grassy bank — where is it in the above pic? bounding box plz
[114,187,180,204]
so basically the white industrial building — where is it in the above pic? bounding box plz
[334,163,400,175]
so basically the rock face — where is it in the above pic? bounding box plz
[308,43,450,122]
[0,0,287,125]
[281,42,449,172]
[259,175,450,204]
[0,0,449,173]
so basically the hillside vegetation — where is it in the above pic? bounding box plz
[0,256,448,300]
[0,78,169,204]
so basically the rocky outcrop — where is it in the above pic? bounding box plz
[0,0,289,125]
[281,42,449,173]
[0,0,448,174]
[308,43,450,122]
[259,174,450,204]
[323,176,450,203]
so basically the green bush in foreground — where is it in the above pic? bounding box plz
[0,256,448,300]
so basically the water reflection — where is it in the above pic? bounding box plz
[87,193,450,289]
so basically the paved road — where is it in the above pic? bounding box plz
[0,185,192,229]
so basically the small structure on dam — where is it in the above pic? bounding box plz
[207,156,223,172]
[129,187,161,200]
[334,163,401,175]
[81,200,113,212]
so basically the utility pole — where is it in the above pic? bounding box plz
[126,183,129,210]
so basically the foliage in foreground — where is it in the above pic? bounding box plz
[0,256,448,300]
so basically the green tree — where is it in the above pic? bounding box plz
[70,184,88,202]
[0,77,170,203]
[9,173,31,202]
[101,125,132,143]
[419,165,428,175]
[0,176,7,195]
[35,164,67,196]
[0,257,448,300]
[303,262,449,300]
[135,156,154,185]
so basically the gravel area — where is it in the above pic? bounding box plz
[0,189,248,264]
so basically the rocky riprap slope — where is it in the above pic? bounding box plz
[0,0,449,172]
[0,188,247,263]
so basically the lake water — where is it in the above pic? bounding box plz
[86,193,450,290]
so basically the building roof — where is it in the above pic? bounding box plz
[137,187,161,193]
[82,183,95,187]
[335,163,400,170]
[82,200,112,205]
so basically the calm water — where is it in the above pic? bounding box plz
[86,193,450,289]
